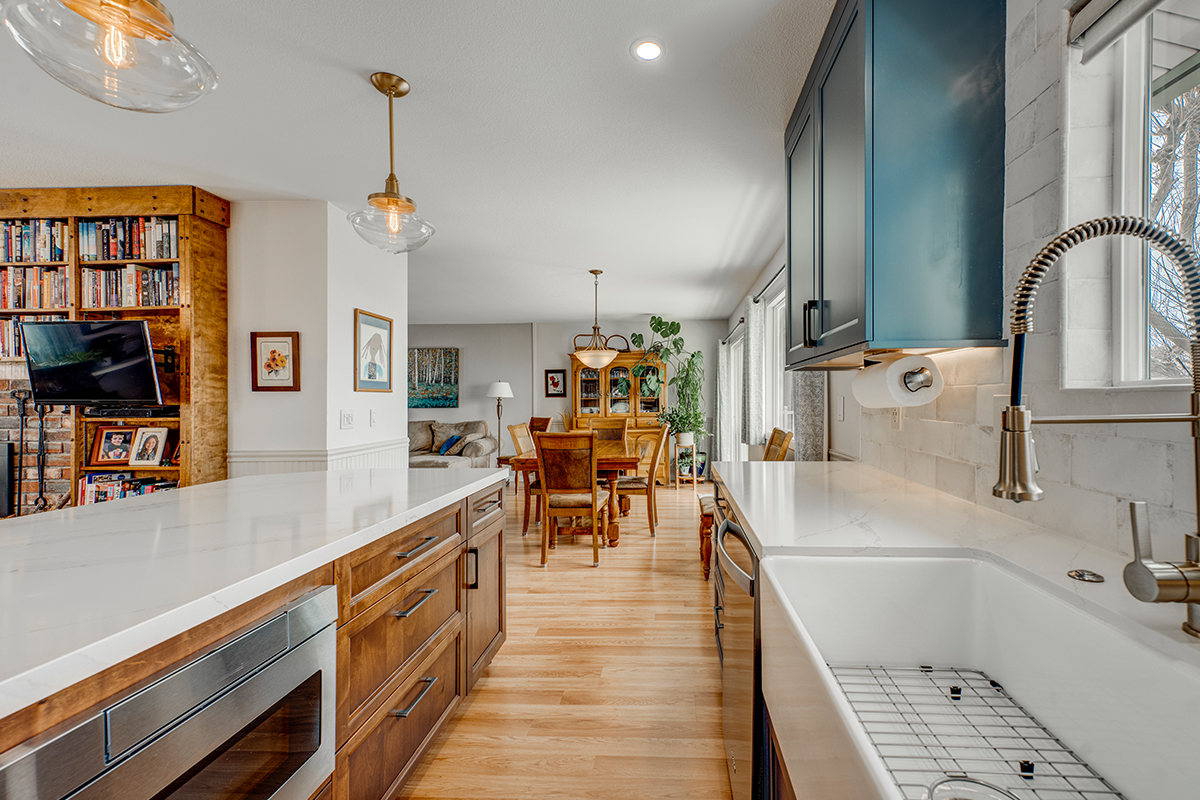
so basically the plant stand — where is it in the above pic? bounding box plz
[674,441,698,489]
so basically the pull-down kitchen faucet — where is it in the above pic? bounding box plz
[993,216,1200,638]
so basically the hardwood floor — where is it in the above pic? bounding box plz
[401,480,731,800]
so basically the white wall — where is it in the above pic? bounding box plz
[407,323,534,455]
[227,200,409,475]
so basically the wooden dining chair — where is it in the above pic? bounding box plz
[508,423,541,534]
[534,431,609,567]
[529,416,552,433]
[764,428,794,462]
[616,424,669,535]
[587,417,629,441]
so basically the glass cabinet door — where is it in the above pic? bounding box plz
[578,368,601,417]
[608,366,631,416]
[637,366,662,418]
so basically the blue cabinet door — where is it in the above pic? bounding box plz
[786,103,817,363]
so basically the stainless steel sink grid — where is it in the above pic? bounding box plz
[829,666,1126,800]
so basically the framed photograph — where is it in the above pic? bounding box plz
[251,331,300,391]
[355,309,393,392]
[128,427,169,466]
[90,426,136,466]
[408,347,459,408]
[545,369,566,397]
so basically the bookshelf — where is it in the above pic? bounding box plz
[0,187,229,510]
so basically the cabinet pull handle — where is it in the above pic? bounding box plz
[393,588,438,618]
[476,499,502,515]
[389,677,438,718]
[467,547,479,589]
[713,606,724,630]
[395,535,439,559]
[803,300,818,347]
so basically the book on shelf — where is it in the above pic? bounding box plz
[78,217,177,261]
[0,265,69,310]
[1,220,66,263]
[80,262,180,308]
[0,314,63,358]
[77,472,178,505]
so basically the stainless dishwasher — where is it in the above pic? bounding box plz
[714,506,763,800]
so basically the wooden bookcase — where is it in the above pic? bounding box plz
[0,186,229,507]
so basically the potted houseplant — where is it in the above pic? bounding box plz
[630,317,708,445]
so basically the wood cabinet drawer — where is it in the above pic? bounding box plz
[466,518,505,693]
[335,503,463,622]
[337,548,462,744]
[310,779,333,800]
[335,625,462,800]
[466,481,504,537]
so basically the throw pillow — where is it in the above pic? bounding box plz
[446,432,484,456]
[438,435,463,455]
[409,420,436,454]
[432,421,483,452]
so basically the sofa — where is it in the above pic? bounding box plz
[409,419,498,468]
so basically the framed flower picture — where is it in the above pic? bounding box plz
[251,332,300,391]
[545,369,566,397]
[355,310,393,392]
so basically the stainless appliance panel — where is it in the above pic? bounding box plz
[0,715,105,800]
[717,516,761,800]
[105,614,290,759]
[74,624,334,800]
[287,586,338,647]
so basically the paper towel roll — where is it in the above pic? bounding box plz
[851,355,945,408]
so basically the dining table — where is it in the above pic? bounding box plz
[508,438,640,547]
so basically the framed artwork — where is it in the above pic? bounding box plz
[90,425,136,466]
[545,369,566,397]
[408,347,460,408]
[354,309,393,392]
[129,427,169,466]
[251,331,300,391]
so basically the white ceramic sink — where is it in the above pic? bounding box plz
[760,555,1200,800]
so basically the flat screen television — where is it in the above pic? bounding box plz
[21,320,163,407]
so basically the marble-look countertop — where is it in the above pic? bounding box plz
[710,461,1200,670]
[0,467,505,721]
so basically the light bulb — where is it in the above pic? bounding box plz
[99,23,136,69]
[386,208,401,235]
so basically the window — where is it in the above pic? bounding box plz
[763,289,792,433]
[1145,4,1200,379]
[729,333,745,457]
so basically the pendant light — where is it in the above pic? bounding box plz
[348,72,435,254]
[574,270,617,369]
[0,0,217,112]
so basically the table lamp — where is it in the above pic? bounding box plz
[485,381,514,466]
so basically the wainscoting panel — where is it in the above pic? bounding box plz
[227,438,409,478]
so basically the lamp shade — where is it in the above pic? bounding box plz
[575,347,617,369]
[485,381,513,399]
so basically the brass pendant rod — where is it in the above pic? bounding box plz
[387,91,396,179]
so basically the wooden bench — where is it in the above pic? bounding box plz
[698,495,715,580]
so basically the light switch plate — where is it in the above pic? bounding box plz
[370,410,378,427]
[340,409,354,429]
[836,396,845,422]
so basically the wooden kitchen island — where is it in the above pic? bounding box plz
[0,468,507,800]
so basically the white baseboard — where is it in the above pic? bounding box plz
[227,438,410,478]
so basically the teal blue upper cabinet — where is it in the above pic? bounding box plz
[786,0,1006,370]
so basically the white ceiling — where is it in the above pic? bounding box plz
[0,0,836,324]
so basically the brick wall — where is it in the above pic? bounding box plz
[0,377,73,515]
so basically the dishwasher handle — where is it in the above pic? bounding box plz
[716,517,756,597]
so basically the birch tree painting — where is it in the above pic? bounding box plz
[408,347,460,408]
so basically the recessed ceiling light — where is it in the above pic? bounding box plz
[632,39,663,62]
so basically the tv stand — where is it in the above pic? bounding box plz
[81,406,180,418]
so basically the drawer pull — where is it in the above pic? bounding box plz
[475,498,502,515]
[467,547,479,590]
[395,535,439,560]
[393,588,438,619]
[713,606,724,630]
[389,677,437,718]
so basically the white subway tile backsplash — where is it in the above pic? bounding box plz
[953,424,998,467]
[935,458,976,502]
[1030,430,1070,485]
[916,419,955,458]
[1113,500,1194,562]
[1071,434,1172,506]
[1170,441,1197,515]
[904,450,937,488]
[1006,130,1062,205]
[935,386,977,424]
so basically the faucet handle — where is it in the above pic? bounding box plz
[1130,501,1152,563]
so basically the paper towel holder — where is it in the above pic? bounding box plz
[903,367,933,392]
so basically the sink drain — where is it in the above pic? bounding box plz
[926,777,1018,800]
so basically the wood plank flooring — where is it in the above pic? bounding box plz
[401,481,730,800]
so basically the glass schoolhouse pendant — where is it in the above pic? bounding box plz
[575,270,618,369]
[347,72,435,254]
[0,0,217,112]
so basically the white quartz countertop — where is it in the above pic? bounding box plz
[710,461,1200,670]
[0,467,505,721]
